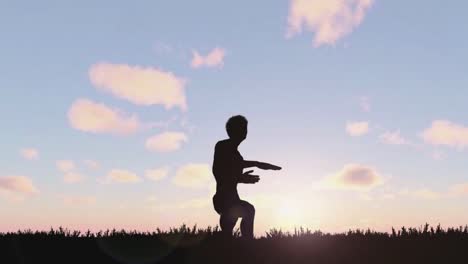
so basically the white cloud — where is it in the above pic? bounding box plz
[324,163,383,191]
[173,163,212,189]
[411,189,441,200]
[20,148,39,160]
[346,121,369,136]
[145,132,188,152]
[422,120,468,149]
[191,48,226,68]
[68,99,141,135]
[83,160,100,169]
[105,169,141,183]
[0,176,39,194]
[380,130,409,145]
[56,160,86,184]
[286,0,374,47]
[56,160,76,173]
[145,167,169,182]
[63,172,85,184]
[89,62,187,110]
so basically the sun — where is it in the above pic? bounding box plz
[274,199,304,229]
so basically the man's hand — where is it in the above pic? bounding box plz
[238,170,260,184]
[257,162,282,171]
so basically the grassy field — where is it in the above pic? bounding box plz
[1,224,467,264]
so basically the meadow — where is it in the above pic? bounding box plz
[2,224,467,264]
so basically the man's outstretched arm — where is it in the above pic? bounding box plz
[243,160,282,170]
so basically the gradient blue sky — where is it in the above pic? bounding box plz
[1,0,468,234]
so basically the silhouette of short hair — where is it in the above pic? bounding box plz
[226,115,248,138]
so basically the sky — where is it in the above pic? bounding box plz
[1,0,468,235]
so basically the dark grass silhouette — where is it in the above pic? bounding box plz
[2,224,468,264]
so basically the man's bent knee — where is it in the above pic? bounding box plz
[241,201,255,218]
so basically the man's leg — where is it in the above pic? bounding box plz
[237,200,255,239]
[219,213,237,237]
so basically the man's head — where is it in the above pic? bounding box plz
[226,115,248,142]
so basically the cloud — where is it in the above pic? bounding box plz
[105,169,141,183]
[145,132,188,152]
[191,48,226,68]
[63,172,85,184]
[172,163,212,189]
[449,183,468,196]
[68,99,141,135]
[324,164,383,191]
[411,189,441,200]
[346,121,369,136]
[83,160,100,169]
[145,167,169,182]
[286,0,374,47]
[421,120,468,149]
[62,195,96,206]
[89,62,187,110]
[0,176,39,194]
[56,160,76,173]
[20,148,39,160]
[380,130,409,145]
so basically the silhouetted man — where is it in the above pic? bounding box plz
[212,115,281,239]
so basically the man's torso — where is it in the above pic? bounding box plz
[212,139,243,209]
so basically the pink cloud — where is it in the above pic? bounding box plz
[20,148,39,160]
[0,176,39,194]
[89,62,187,110]
[62,195,96,206]
[346,121,369,136]
[56,160,76,173]
[145,167,169,182]
[104,169,141,184]
[287,0,374,47]
[325,164,383,191]
[68,99,141,135]
[172,163,212,189]
[63,172,85,184]
[191,48,226,69]
[422,120,468,149]
[450,183,468,196]
[145,132,188,152]
[380,130,409,145]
